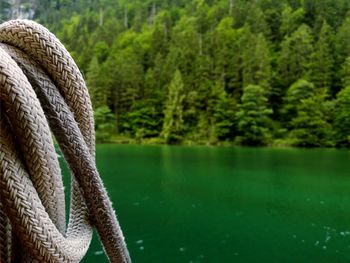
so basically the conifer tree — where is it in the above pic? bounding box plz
[212,82,236,141]
[278,24,314,93]
[334,86,350,146]
[161,70,185,143]
[336,13,350,62]
[281,79,315,125]
[87,56,109,109]
[341,56,350,88]
[335,14,350,91]
[236,85,272,145]
[242,30,271,90]
[280,6,305,37]
[0,0,11,21]
[290,90,333,147]
[214,17,241,97]
[245,4,270,37]
[94,105,116,143]
[310,21,334,90]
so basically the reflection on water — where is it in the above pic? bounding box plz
[59,146,350,263]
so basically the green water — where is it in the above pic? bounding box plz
[60,145,350,263]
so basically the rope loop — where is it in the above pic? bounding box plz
[0,19,131,263]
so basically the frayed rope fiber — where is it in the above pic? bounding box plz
[0,20,131,263]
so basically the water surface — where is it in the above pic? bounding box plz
[60,145,350,263]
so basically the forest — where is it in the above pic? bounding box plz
[1,0,350,147]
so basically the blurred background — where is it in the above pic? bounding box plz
[1,0,349,147]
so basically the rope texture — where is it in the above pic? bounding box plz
[0,19,131,263]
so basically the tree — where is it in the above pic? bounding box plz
[150,11,171,59]
[278,24,314,90]
[275,23,314,116]
[86,56,109,109]
[334,13,350,93]
[280,6,305,37]
[341,56,350,88]
[214,17,242,97]
[281,79,315,125]
[161,70,185,143]
[171,16,198,90]
[303,0,349,30]
[104,30,145,132]
[310,21,334,90]
[185,54,214,140]
[124,100,162,141]
[241,29,271,90]
[236,85,272,145]
[335,14,350,63]
[273,24,314,117]
[0,0,11,21]
[334,86,350,146]
[94,105,116,143]
[245,4,270,37]
[289,90,333,147]
[212,82,236,141]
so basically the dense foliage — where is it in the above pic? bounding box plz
[2,0,350,147]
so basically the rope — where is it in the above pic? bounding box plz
[0,20,131,263]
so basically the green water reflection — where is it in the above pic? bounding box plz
[60,145,350,263]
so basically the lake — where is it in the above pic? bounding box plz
[60,145,350,263]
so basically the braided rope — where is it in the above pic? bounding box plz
[0,20,131,263]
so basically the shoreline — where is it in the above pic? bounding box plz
[99,136,348,149]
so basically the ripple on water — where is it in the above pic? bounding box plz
[189,254,204,263]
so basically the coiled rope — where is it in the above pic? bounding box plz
[0,20,131,263]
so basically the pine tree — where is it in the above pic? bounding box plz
[280,6,305,37]
[214,17,242,97]
[281,79,315,125]
[94,105,116,143]
[186,54,213,139]
[161,70,185,143]
[171,16,198,90]
[126,100,161,141]
[0,0,11,21]
[277,24,314,94]
[86,56,109,109]
[245,4,270,37]
[150,10,171,59]
[236,85,272,145]
[310,21,334,90]
[335,13,350,93]
[334,86,350,146]
[289,90,333,147]
[212,81,236,141]
[335,13,350,63]
[241,30,271,90]
[104,31,145,133]
[341,56,350,88]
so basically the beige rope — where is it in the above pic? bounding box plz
[0,20,131,263]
